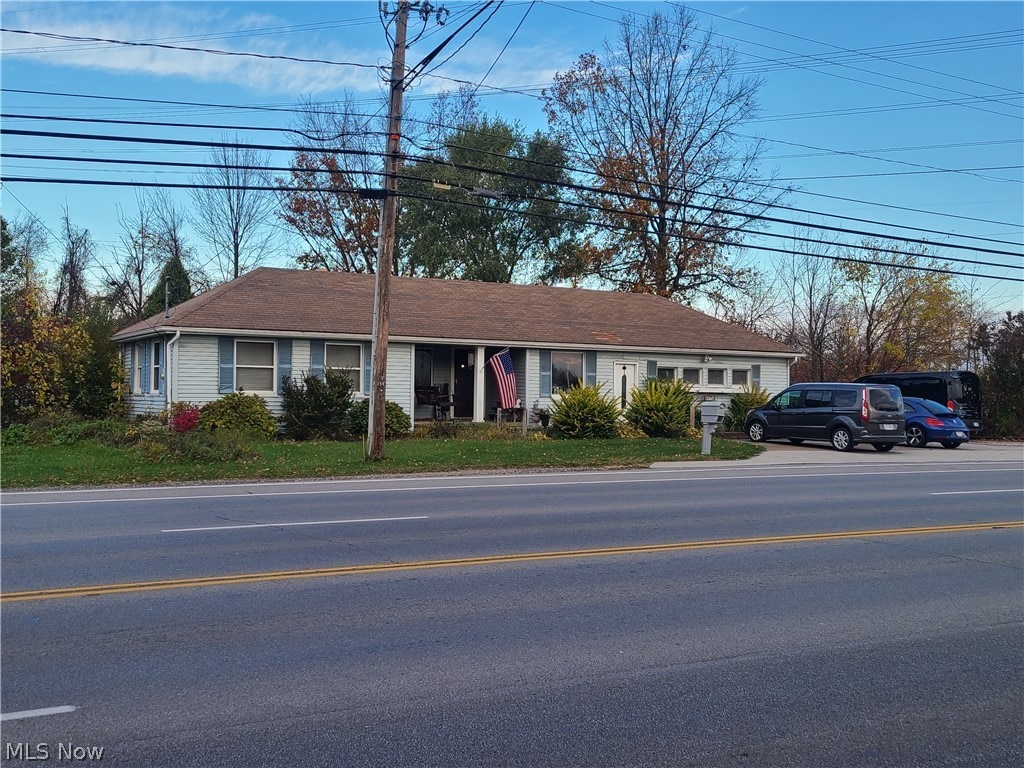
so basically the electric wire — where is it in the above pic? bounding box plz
[3,124,1021,259]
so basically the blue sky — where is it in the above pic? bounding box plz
[2,1,1022,312]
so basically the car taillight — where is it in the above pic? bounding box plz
[861,389,869,421]
[925,417,944,428]
[947,399,956,411]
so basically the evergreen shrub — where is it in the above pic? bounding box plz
[723,384,771,432]
[280,370,355,441]
[549,384,620,439]
[624,379,695,438]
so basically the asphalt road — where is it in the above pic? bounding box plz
[2,444,1022,767]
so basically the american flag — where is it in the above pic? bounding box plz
[488,348,518,410]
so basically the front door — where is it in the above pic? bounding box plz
[613,362,637,410]
[453,348,475,418]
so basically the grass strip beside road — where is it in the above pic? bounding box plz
[3,521,1019,604]
[0,437,761,488]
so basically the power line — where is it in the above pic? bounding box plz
[5,167,1021,276]
[683,2,1022,97]
[582,1,1022,121]
[3,124,1021,258]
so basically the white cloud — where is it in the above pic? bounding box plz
[1,2,384,95]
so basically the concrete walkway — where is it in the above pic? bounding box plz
[654,439,1024,468]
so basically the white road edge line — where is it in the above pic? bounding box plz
[0,705,78,722]
[162,515,429,533]
[3,468,1019,507]
[6,460,1021,497]
[930,489,1024,496]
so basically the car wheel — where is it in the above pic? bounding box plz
[906,425,927,447]
[831,427,854,452]
[941,441,962,449]
[873,444,894,452]
[788,438,804,444]
[747,421,766,442]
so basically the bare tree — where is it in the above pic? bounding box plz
[190,136,280,282]
[149,192,212,292]
[543,5,785,302]
[101,196,162,323]
[775,236,848,382]
[51,208,92,320]
[1,214,47,311]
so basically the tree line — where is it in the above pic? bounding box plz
[2,6,1020,434]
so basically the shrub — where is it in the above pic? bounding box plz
[1,424,29,446]
[138,429,259,463]
[280,370,355,441]
[615,420,648,440]
[199,392,276,439]
[549,383,620,439]
[624,378,695,438]
[426,419,463,439]
[169,402,201,434]
[723,384,771,432]
[348,399,412,440]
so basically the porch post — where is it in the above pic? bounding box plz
[473,345,486,422]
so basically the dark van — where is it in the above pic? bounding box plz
[744,382,905,452]
[854,371,982,434]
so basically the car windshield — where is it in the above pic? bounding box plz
[919,399,956,416]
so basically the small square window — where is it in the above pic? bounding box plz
[681,368,700,384]
[327,343,362,390]
[657,367,675,381]
[707,368,726,386]
[732,369,749,386]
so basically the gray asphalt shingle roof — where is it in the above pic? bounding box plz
[113,267,796,355]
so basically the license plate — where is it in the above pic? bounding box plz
[881,423,897,431]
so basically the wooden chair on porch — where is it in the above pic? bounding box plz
[415,384,453,420]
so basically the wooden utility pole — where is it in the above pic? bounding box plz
[367,1,409,460]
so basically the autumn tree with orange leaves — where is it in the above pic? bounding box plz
[542,6,784,303]
[278,96,396,275]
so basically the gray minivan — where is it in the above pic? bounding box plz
[744,382,905,452]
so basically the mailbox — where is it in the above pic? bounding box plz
[700,400,726,424]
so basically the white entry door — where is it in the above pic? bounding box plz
[613,362,638,411]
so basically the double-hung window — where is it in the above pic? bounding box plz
[133,342,144,393]
[150,341,163,393]
[326,343,362,392]
[235,340,276,392]
[552,351,584,391]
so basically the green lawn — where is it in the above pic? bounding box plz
[0,436,762,488]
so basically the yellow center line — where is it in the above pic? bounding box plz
[2,521,1020,603]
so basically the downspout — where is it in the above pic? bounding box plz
[165,330,181,412]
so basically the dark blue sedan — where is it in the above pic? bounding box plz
[903,397,970,448]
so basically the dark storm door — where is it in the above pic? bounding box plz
[453,349,474,418]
